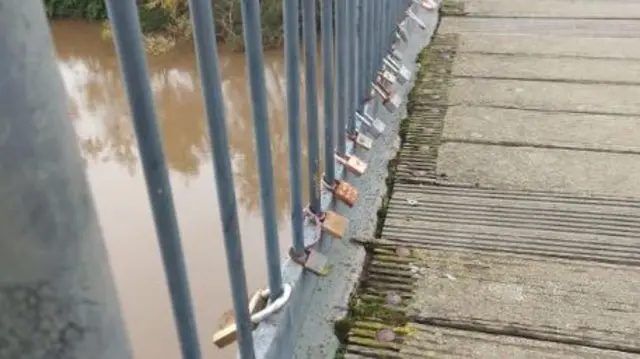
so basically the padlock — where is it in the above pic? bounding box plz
[372,82,392,102]
[384,57,411,84]
[398,64,412,83]
[372,83,399,113]
[334,180,359,207]
[372,118,386,134]
[355,112,382,138]
[380,69,397,85]
[391,48,403,62]
[385,56,411,78]
[396,24,409,43]
[355,132,373,150]
[335,154,367,176]
[420,0,438,11]
[383,92,402,113]
[303,249,330,276]
[406,9,427,30]
[322,210,349,238]
[385,65,408,85]
[213,289,267,348]
[360,111,386,135]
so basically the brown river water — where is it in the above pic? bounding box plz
[51,20,319,358]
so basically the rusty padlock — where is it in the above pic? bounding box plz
[333,180,359,207]
[322,210,349,238]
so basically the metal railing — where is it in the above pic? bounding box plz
[0,0,434,358]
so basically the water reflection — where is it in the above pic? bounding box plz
[51,20,311,359]
[58,34,301,216]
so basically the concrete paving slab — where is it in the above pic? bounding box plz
[463,0,640,19]
[436,143,640,196]
[456,33,640,59]
[440,17,640,37]
[452,54,640,84]
[446,78,640,115]
[375,186,640,356]
[386,184,640,264]
[400,324,640,359]
[442,106,640,153]
[409,248,640,352]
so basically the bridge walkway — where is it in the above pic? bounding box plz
[341,0,640,357]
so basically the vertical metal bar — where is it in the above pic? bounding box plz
[283,0,306,254]
[346,0,357,136]
[375,0,384,75]
[335,0,347,156]
[386,0,394,52]
[0,2,131,358]
[321,0,336,184]
[186,0,256,357]
[383,0,390,54]
[104,1,201,358]
[302,0,322,213]
[238,0,284,301]
[357,0,367,112]
[366,1,375,99]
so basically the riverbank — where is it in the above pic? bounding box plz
[45,0,286,53]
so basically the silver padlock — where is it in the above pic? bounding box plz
[398,65,412,83]
[380,69,397,86]
[356,111,385,137]
[406,9,427,30]
[355,132,373,150]
[396,23,409,43]
[363,112,386,134]
[391,48,403,62]
[383,92,402,113]
[384,57,411,84]
[371,118,386,134]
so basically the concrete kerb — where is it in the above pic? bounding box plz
[246,8,441,359]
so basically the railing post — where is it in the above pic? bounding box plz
[366,1,375,100]
[104,1,202,358]
[346,0,357,137]
[322,0,336,185]
[0,1,131,358]
[336,0,347,156]
[185,0,256,356]
[358,0,368,112]
[283,0,306,256]
[302,0,322,214]
[375,0,384,86]
[238,0,284,302]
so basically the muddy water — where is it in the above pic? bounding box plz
[51,20,321,358]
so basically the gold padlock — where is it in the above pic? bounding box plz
[334,180,359,207]
[322,210,349,238]
[212,289,267,348]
